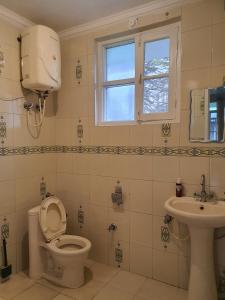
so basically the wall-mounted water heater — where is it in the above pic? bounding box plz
[21,25,61,93]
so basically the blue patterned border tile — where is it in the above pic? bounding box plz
[1,145,225,157]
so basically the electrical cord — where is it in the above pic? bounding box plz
[27,97,46,127]
[0,96,25,102]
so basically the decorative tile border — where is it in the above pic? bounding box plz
[56,145,225,158]
[1,145,225,157]
[0,145,57,156]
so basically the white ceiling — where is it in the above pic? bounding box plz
[0,0,155,32]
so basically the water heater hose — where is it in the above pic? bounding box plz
[27,97,46,127]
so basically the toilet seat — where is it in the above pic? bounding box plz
[39,196,66,242]
[48,235,91,257]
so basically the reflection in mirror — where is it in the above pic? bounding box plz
[190,86,225,143]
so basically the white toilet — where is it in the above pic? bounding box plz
[28,196,91,288]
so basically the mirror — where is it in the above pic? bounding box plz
[190,86,225,143]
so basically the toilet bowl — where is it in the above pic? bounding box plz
[28,196,91,288]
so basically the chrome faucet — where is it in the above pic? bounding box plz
[194,174,214,202]
[200,174,207,202]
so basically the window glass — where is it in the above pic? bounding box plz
[106,42,135,81]
[144,38,170,76]
[104,84,135,121]
[143,78,169,113]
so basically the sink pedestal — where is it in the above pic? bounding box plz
[188,226,217,300]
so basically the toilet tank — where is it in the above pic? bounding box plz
[21,25,61,93]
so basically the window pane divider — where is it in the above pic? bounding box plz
[103,78,135,87]
[142,73,169,80]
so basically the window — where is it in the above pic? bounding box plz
[96,23,180,125]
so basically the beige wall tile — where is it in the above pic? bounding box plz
[152,249,178,286]
[181,0,212,32]
[210,158,225,187]
[180,157,210,185]
[0,156,14,181]
[130,124,153,146]
[73,153,91,175]
[181,26,212,70]
[130,242,153,278]
[56,173,75,202]
[212,0,225,25]
[153,181,175,216]
[212,22,225,66]
[57,153,73,174]
[108,126,131,146]
[109,155,153,180]
[56,89,75,119]
[89,125,111,145]
[0,180,15,215]
[90,175,114,207]
[130,212,152,247]
[129,179,153,214]
[87,204,108,241]
[15,176,41,211]
[55,118,76,145]
[153,156,179,182]
[89,236,109,264]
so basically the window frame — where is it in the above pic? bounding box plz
[96,35,138,126]
[96,22,180,126]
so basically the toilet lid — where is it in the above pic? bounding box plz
[39,196,66,242]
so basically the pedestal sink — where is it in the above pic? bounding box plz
[165,196,225,300]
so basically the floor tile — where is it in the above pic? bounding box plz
[93,285,134,300]
[136,278,188,300]
[109,271,146,294]
[38,278,64,293]
[89,262,119,283]
[53,295,73,300]
[0,260,188,300]
[13,283,58,300]
[0,273,34,299]
[61,268,104,300]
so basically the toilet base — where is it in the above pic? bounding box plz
[42,263,84,289]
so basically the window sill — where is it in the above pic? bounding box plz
[96,118,180,127]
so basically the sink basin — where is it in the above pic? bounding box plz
[165,196,225,228]
[164,196,225,300]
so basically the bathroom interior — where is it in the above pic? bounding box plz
[0,0,223,299]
